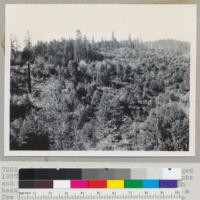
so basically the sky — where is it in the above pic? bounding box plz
[6,4,196,48]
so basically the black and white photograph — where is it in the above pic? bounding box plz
[5,4,196,156]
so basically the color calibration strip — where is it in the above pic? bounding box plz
[19,180,178,189]
[19,168,180,189]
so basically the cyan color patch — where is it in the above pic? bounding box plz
[143,180,159,188]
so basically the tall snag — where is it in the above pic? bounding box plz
[22,31,33,94]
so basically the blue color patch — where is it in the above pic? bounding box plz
[143,180,159,188]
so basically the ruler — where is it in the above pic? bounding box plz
[19,189,182,200]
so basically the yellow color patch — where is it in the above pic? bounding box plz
[107,180,124,188]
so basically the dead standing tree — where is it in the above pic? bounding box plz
[22,32,33,94]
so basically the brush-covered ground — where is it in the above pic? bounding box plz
[10,42,190,151]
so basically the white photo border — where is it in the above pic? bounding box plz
[4,4,197,157]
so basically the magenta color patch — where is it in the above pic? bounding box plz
[70,180,88,188]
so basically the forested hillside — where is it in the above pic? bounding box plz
[10,31,190,151]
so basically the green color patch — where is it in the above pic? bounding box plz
[124,180,143,188]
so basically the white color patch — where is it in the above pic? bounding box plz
[163,168,182,180]
[53,180,70,189]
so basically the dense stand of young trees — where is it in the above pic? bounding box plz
[10,31,190,151]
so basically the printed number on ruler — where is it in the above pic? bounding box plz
[19,189,182,200]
